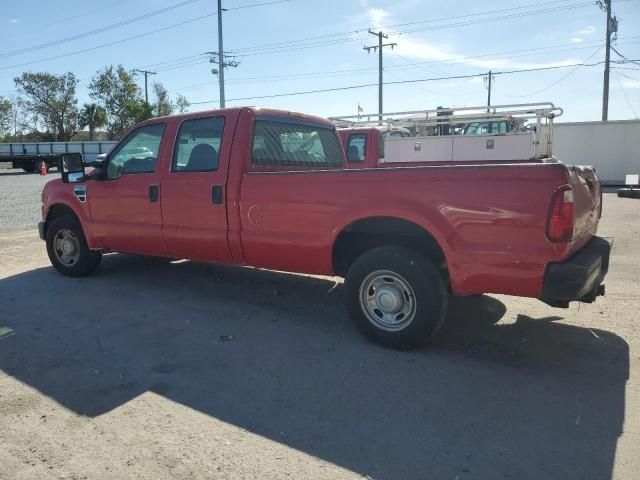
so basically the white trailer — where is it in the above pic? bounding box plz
[552,120,640,185]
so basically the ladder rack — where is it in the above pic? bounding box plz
[329,102,563,131]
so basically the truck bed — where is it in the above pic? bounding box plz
[238,161,597,298]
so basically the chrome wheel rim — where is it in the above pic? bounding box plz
[53,229,80,266]
[359,270,416,331]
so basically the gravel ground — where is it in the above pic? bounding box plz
[0,184,638,480]
[0,167,55,233]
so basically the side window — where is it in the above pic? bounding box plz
[106,124,165,179]
[346,134,366,163]
[252,120,343,167]
[172,116,225,172]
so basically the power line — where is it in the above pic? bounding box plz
[614,66,640,71]
[0,12,217,71]
[614,71,639,118]
[229,0,588,54]
[0,0,292,71]
[227,0,293,10]
[190,59,628,105]
[0,0,603,74]
[140,54,206,70]
[226,1,596,57]
[149,36,640,81]
[611,46,640,66]
[380,0,591,30]
[493,47,604,98]
[388,2,596,35]
[0,0,201,59]
[34,0,132,30]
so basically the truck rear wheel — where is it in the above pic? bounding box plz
[345,246,447,349]
[46,215,102,277]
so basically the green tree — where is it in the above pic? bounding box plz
[152,82,173,117]
[88,65,148,138]
[175,94,190,113]
[125,100,154,124]
[13,72,80,141]
[0,96,12,140]
[78,103,107,140]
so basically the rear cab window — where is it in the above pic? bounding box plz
[251,117,343,170]
[346,133,366,163]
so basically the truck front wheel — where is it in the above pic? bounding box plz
[45,216,102,277]
[345,246,447,349]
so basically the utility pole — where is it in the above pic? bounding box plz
[133,69,157,104]
[363,30,396,125]
[217,0,225,108]
[599,0,618,121]
[485,70,495,132]
[486,70,493,111]
[206,0,240,109]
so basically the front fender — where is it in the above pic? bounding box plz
[43,181,100,249]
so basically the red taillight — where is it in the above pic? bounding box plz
[547,187,574,242]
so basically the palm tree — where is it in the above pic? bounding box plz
[79,103,107,140]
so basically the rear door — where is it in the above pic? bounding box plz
[89,123,167,256]
[160,114,233,262]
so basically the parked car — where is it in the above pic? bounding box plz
[39,107,609,348]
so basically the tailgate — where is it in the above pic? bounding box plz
[568,165,601,250]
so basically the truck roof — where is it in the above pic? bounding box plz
[138,106,335,128]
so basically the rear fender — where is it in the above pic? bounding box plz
[331,200,455,277]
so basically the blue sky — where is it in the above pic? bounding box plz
[1,0,639,122]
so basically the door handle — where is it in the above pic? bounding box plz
[149,184,159,202]
[212,185,223,204]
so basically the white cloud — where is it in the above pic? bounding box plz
[9,19,19,23]
[570,37,583,43]
[367,8,390,28]
[622,79,640,89]
[389,35,582,71]
[579,25,596,35]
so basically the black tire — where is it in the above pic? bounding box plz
[22,165,36,173]
[46,215,102,277]
[345,246,448,349]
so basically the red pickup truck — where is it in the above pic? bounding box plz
[40,107,610,348]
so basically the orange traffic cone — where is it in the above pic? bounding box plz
[39,160,47,176]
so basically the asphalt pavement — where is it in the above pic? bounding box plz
[0,171,638,480]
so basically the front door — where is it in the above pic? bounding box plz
[89,123,168,256]
[160,115,232,262]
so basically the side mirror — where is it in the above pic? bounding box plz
[60,153,85,183]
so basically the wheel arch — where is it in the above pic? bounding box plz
[331,215,449,279]
[46,203,81,224]
[44,201,99,249]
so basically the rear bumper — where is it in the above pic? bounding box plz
[540,236,611,308]
[38,221,47,241]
